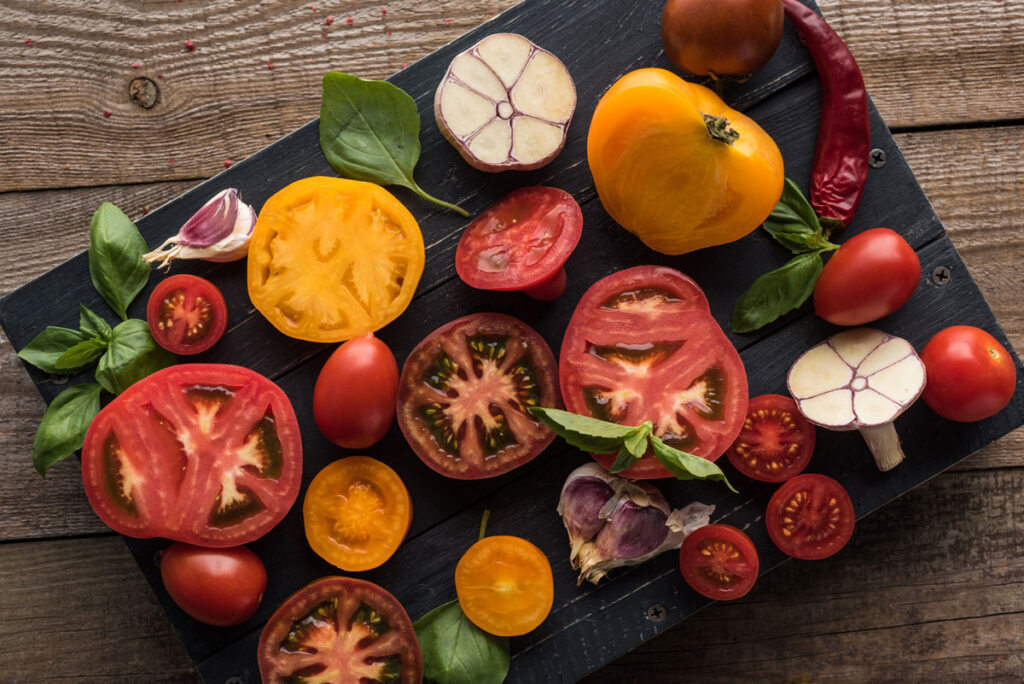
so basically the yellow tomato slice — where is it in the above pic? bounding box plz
[302,456,412,572]
[248,177,425,342]
[455,535,554,636]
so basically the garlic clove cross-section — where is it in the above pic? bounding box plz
[787,328,926,471]
[434,33,576,172]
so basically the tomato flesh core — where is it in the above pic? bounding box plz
[766,474,855,560]
[727,394,815,482]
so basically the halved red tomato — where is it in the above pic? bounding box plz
[258,576,422,684]
[766,473,855,560]
[146,274,228,355]
[81,364,302,546]
[396,313,559,479]
[679,524,759,601]
[726,394,816,482]
[560,266,748,478]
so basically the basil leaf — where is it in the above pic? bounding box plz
[319,72,469,217]
[17,326,87,374]
[528,406,637,454]
[609,423,651,474]
[79,303,112,341]
[650,436,737,493]
[414,600,509,684]
[763,178,829,253]
[32,383,102,476]
[55,337,109,371]
[731,251,823,334]
[95,319,176,395]
[89,202,150,320]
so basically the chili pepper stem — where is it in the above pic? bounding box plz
[819,216,845,240]
[703,114,740,145]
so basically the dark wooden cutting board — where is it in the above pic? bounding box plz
[2,0,1021,681]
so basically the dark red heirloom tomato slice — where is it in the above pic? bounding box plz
[679,524,759,601]
[766,473,855,560]
[726,394,816,482]
[455,187,583,301]
[397,313,559,479]
[560,266,748,479]
[258,576,422,684]
[146,274,228,355]
[159,543,267,627]
[81,364,302,546]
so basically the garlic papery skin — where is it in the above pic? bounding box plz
[143,188,257,269]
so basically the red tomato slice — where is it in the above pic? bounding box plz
[396,313,560,479]
[146,274,228,355]
[81,364,302,546]
[726,394,816,482]
[766,473,855,560]
[560,266,748,478]
[258,576,422,684]
[679,524,759,600]
[455,187,582,300]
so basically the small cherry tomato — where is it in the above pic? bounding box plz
[726,394,816,482]
[920,325,1017,422]
[303,456,412,572]
[661,0,784,78]
[146,274,228,355]
[679,524,759,600]
[313,333,399,449]
[766,474,855,560]
[813,228,920,326]
[159,543,267,627]
[455,535,554,637]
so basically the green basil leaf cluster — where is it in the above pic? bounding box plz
[414,600,509,684]
[89,202,151,320]
[731,178,840,334]
[319,72,469,217]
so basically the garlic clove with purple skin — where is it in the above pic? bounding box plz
[143,188,257,269]
[557,464,616,568]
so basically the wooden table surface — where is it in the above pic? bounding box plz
[1,1,1021,681]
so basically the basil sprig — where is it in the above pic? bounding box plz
[414,600,510,684]
[731,178,840,333]
[529,407,736,493]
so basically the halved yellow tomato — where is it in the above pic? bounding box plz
[247,177,425,342]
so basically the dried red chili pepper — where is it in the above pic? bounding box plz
[783,0,869,234]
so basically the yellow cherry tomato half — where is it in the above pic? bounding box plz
[303,456,412,572]
[455,535,554,637]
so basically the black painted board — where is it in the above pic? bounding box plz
[1,0,1021,683]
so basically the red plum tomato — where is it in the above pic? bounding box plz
[813,228,920,326]
[679,524,759,600]
[662,0,784,77]
[159,543,267,626]
[313,334,399,449]
[920,325,1017,422]
[146,274,228,355]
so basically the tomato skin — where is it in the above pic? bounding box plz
[814,228,920,326]
[313,334,399,449]
[159,543,266,627]
[766,474,855,560]
[679,524,759,600]
[726,394,815,482]
[920,326,1017,422]
[146,274,228,355]
[662,0,784,77]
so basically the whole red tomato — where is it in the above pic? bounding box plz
[661,0,784,77]
[313,334,399,449]
[920,326,1017,422]
[814,228,920,326]
[159,543,267,626]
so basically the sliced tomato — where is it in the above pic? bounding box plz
[455,186,582,300]
[560,266,748,478]
[766,473,855,560]
[81,364,302,546]
[726,394,816,482]
[258,576,422,684]
[396,313,559,479]
[146,274,228,355]
[679,524,759,600]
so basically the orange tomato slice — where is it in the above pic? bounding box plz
[247,177,425,342]
[455,535,554,636]
[302,456,412,572]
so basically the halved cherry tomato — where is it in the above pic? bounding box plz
[455,186,582,301]
[560,266,748,478]
[258,576,422,684]
[679,524,759,600]
[726,394,815,482]
[303,456,412,572]
[247,177,425,343]
[455,535,554,637]
[920,325,1017,422]
[766,473,855,560]
[146,274,227,355]
[81,364,302,546]
[159,543,267,626]
[396,313,559,479]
